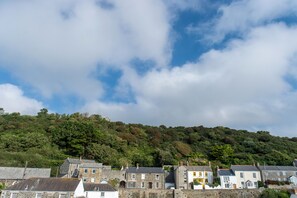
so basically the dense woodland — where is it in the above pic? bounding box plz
[0,108,297,176]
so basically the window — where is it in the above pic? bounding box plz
[127,182,136,188]
[141,174,145,180]
[141,182,145,188]
[91,178,95,183]
[225,184,230,188]
[155,174,160,180]
[254,182,257,188]
[131,174,136,180]
[240,172,244,178]
[241,182,244,187]
[83,178,87,182]
[100,192,105,197]
[36,193,42,198]
[205,172,208,177]
[193,172,196,176]
[199,172,202,177]
[253,173,256,178]
[11,193,18,198]
[223,177,230,182]
[59,193,67,198]
[92,169,96,174]
[84,169,88,173]
[156,182,159,189]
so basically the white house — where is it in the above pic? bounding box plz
[84,183,118,198]
[218,169,237,189]
[231,165,261,189]
[1,178,85,198]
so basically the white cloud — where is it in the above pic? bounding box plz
[83,23,297,137]
[0,84,43,114]
[0,0,171,100]
[196,0,297,42]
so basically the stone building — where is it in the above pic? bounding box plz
[124,166,165,189]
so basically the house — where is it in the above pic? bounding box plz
[124,166,165,189]
[217,169,237,189]
[60,158,111,183]
[59,158,97,178]
[175,165,213,189]
[1,178,85,198]
[84,183,118,198]
[231,165,261,189]
[0,167,51,186]
[257,165,297,183]
[289,176,297,185]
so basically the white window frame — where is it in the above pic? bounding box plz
[141,174,145,180]
[253,173,256,178]
[131,174,136,180]
[240,172,244,178]
[155,174,160,180]
[100,192,105,197]
[35,193,42,198]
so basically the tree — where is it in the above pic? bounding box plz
[209,144,234,164]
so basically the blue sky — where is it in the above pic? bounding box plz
[1,0,297,137]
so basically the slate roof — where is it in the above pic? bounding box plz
[218,169,235,176]
[80,163,103,168]
[186,166,212,172]
[126,167,164,174]
[0,167,51,180]
[84,183,116,192]
[67,158,96,164]
[231,165,259,172]
[258,166,297,171]
[5,178,80,191]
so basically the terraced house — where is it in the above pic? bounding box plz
[124,166,165,189]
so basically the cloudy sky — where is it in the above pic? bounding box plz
[1,0,297,137]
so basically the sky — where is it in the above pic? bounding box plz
[1,0,297,137]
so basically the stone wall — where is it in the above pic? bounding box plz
[119,189,262,198]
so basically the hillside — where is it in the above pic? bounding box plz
[0,109,296,176]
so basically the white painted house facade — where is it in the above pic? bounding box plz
[231,165,261,189]
[218,169,237,189]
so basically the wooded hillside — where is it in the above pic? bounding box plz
[0,109,296,176]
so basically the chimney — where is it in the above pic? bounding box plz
[126,163,129,169]
[136,163,139,169]
[209,161,211,167]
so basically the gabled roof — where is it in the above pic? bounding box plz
[126,167,164,174]
[218,169,235,176]
[5,178,80,192]
[258,166,297,171]
[84,183,116,192]
[0,167,51,180]
[185,166,212,172]
[231,165,259,172]
[67,158,96,164]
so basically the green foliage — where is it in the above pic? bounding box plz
[260,189,290,198]
[0,110,296,170]
[209,144,234,164]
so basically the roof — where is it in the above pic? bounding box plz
[186,166,212,172]
[5,178,80,192]
[126,167,164,174]
[258,166,297,171]
[67,158,96,164]
[80,163,103,168]
[0,167,51,180]
[231,165,259,172]
[218,169,235,176]
[83,183,116,192]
